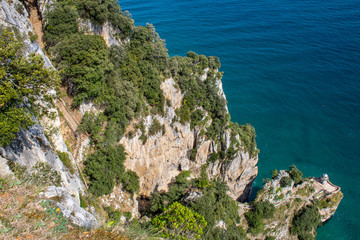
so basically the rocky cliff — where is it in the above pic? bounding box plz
[0,0,342,238]
[238,169,343,239]
[119,74,258,202]
[0,0,258,225]
[0,0,98,229]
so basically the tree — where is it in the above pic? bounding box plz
[0,28,59,146]
[246,200,275,235]
[271,169,278,179]
[280,176,292,187]
[43,3,79,48]
[85,145,126,196]
[54,34,112,105]
[121,170,140,194]
[291,205,321,239]
[190,180,240,239]
[289,165,303,184]
[151,202,207,240]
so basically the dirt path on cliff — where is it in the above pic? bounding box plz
[26,0,44,48]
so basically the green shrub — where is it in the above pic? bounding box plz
[280,176,292,188]
[78,112,106,145]
[271,169,278,179]
[190,180,240,239]
[43,3,79,48]
[148,118,162,136]
[121,170,140,194]
[206,225,247,240]
[230,123,259,158]
[166,99,171,107]
[54,34,110,105]
[246,200,275,235]
[29,32,38,43]
[207,152,219,163]
[56,151,75,174]
[0,28,59,147]
[104,206,122,226]
[123,211,132,220]
[291,205,321,239]
[85,145,126,196]
[190,147,198,161]
[139,134,147,144]
[190,109,204,129]
[75,0,134,37]
[289,165,303,184]
[151,202,207,240]
[197,165,209,189]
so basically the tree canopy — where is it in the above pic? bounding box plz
[0,28,59,146]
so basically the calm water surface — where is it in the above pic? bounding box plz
[121,0,360,238]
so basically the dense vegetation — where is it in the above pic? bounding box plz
[148,171,246,240]
[84,144,139,196]
[151,202,207,239]
[0,0,342,238]
[291,205,321,240]
[0,28,59,146]
[245,200,276,235]
[40,0,259,202]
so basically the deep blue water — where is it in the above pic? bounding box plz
[120,0,360,239]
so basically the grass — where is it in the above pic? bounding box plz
[57,151,75,174]
[0,176,73,239]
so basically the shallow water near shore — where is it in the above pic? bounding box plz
[121,0,360,238]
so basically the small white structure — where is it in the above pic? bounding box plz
[321,173,329,184]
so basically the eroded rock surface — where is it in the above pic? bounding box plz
[120,75,258,201]
[41,186,98,230]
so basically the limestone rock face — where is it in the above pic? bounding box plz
[0,0,52,68]
[0,156,14,178]
[79,19,130,47]
[120,77,258,201]
[120,116,198,196]
[0,0,31,33]
[99,185,140,219]
[208,151,258,202]
[0,124,84,200]
[41,186,98,230]
[0,0,83,198]
[242,171,343,240]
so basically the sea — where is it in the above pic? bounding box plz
[120,0,360,239]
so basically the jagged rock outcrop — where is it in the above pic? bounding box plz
[0,0,32,32]
[0,0,52,67]
[0,156,14,178]
[41,186,98,230]
[0,0,84,201]
[79,19,129,47]
[0,124,84,200]
[99,185,140,219]
[240,170,343,239]
[120,74,258,201]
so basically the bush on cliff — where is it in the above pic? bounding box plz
[151,202,207,240]
[289,165,303,184]
[291,204,321,240]
[54,34,111,106]
[280,176,292,188]
[246,200,275,235]
[189,180,243,239]
[43,3,79,48]
[84,145,139,196]
[0,28,59,146]
[75,0,134,37]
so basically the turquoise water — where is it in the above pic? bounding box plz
[120,0,360,239]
